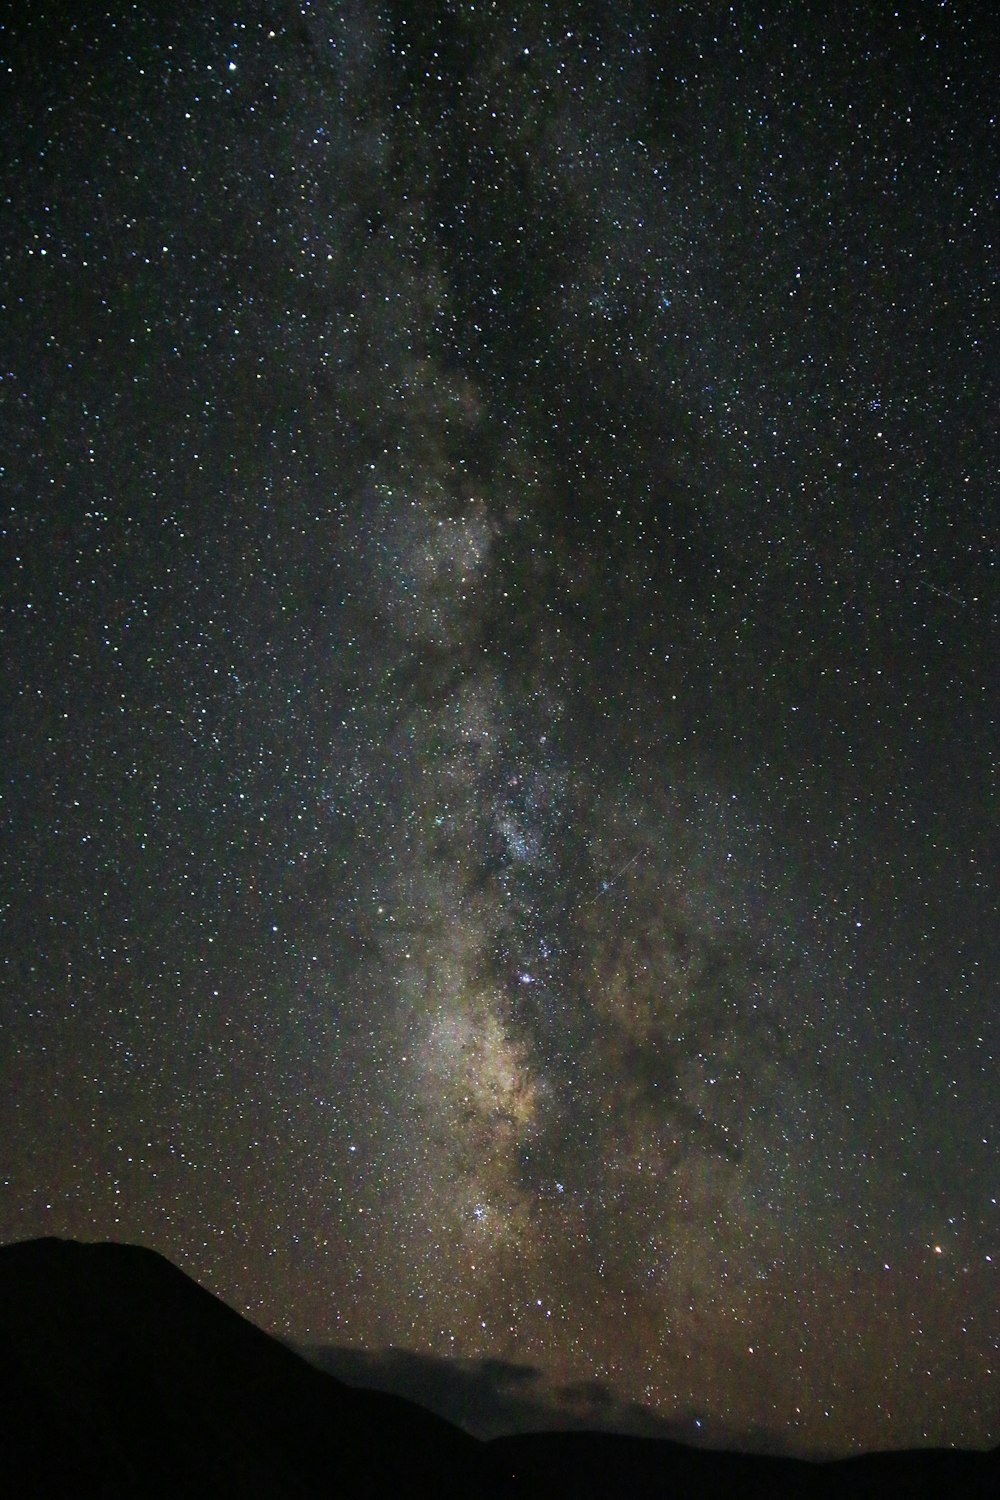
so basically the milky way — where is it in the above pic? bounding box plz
[1,0,995,1459]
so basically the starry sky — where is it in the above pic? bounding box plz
[1,0,997,1460]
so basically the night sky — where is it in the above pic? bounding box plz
[1,0,997,1460]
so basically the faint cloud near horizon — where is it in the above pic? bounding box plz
[296,1343,792,1455]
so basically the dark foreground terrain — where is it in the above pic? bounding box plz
[0,1238,994,1498]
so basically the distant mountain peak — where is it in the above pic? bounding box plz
[1,1237,996,1498]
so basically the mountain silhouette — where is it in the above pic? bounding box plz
[0,1237,995,1498]
[0,1236,477,1498]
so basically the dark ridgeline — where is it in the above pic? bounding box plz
[0,1236,477,1498]
[0,1238,995,1499]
